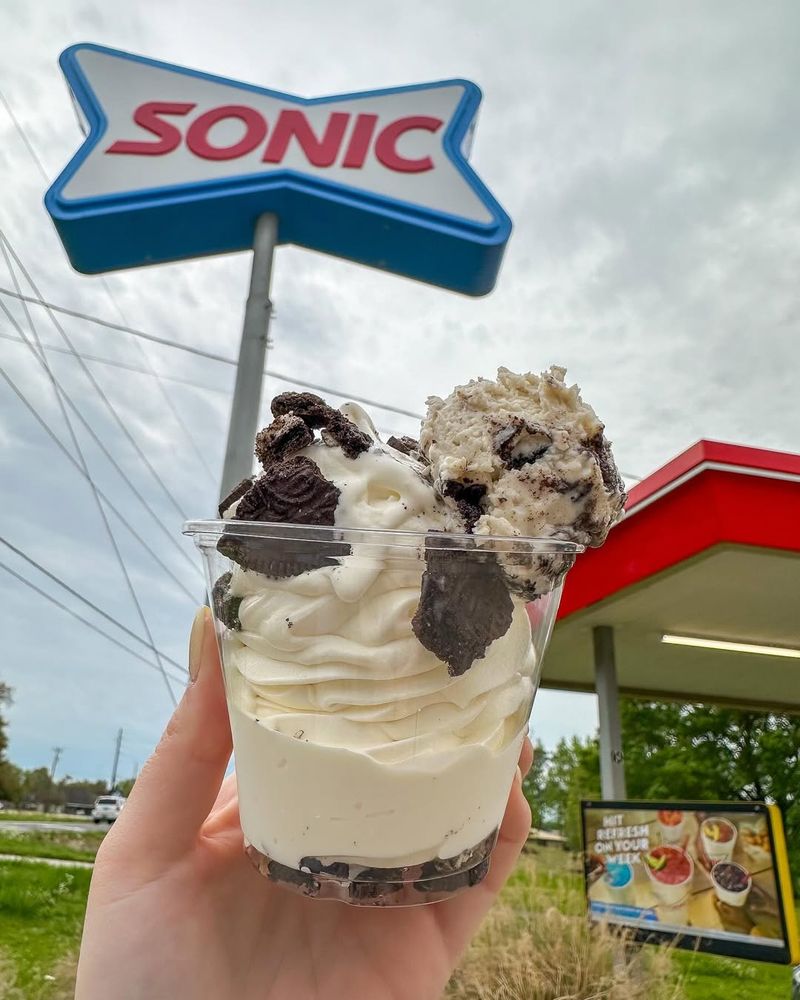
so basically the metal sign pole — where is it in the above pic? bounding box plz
[219,213,278,501]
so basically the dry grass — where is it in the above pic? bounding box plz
[447,853,685,1000]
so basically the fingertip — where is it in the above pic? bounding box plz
[518,736,534,779]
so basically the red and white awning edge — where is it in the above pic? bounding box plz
[559,439,800,621]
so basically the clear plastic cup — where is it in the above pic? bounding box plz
[185,519,579,906]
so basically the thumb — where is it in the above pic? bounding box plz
[108,607,232,865]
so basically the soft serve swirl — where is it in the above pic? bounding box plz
[223,403,536,767]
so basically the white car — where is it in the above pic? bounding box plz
[92,795,126,823]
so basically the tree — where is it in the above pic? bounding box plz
[0,761,23,803]
[0,683,19,804]
[521,739,548,829]
[541,735,600,850]
[0,682,12,763]
[60,778,106,805]
[621,700,800,886]
[20,767,60,809]
[117,777,136,798]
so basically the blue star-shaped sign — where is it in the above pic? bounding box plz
[45,44,512,295]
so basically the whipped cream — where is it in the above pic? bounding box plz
[219,409,536,869]
[225,591,533,866]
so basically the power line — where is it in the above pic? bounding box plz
[3,303,642,479]
[0,87,217,488]
[0,298,201,589]
[2,286,643,486]
[0,560,186,685]
[0,288,425,420]
[0,243,177,707]
[0,330,226,393]
[0,89,50,182]
[0,357,199,602]
[5,322,410,446]
[98,275,218,485]
[1,236,190,521]
[0,287,234,361]
[0,537,187,675]
[267,370,422,420]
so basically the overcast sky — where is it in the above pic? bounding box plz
[1,0,798,783]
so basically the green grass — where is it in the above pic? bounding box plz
[0,828,104,864]
[0,812,90,823]
[0,860,90,998]
[677,949,792,999]
[0,842,794,998]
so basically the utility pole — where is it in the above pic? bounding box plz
[50,746,63,781]
[110,728,123,792]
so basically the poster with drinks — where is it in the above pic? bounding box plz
[581,800,800,964]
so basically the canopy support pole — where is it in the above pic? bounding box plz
[594,625,627,799]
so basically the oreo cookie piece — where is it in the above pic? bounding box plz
[387,435,422,459]
[299,857,350,880]
[267,860,320,897]
[211,571,242,631]
[271,391,371,459]
[218,476,254,518]
[255,413,314,467]
[499,531,576,601]
[442,480,487,533]
[587,431,627,500]
[320,412,372,459]
[271,391,334,428]
[418,830,496,880]
[415,856,490,893]
[349,867,405,901]
[217,457,347,577]
[236,457,340,525]
[411,535,514,676]
[493,418,552,470]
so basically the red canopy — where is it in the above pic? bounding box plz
[544,441,800,711]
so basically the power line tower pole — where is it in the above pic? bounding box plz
[110,728,123,792]
[50,746,63,781]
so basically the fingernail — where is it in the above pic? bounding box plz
[189,607,209,682]
[515,765,523,787]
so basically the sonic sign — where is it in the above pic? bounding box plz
[45,44,511,295]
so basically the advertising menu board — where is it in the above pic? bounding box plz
[581,800,800,964]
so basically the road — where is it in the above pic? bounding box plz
[0,819,101,834]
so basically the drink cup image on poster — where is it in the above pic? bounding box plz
[581,801,800,965]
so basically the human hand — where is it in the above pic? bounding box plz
[75,608,534,1000]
